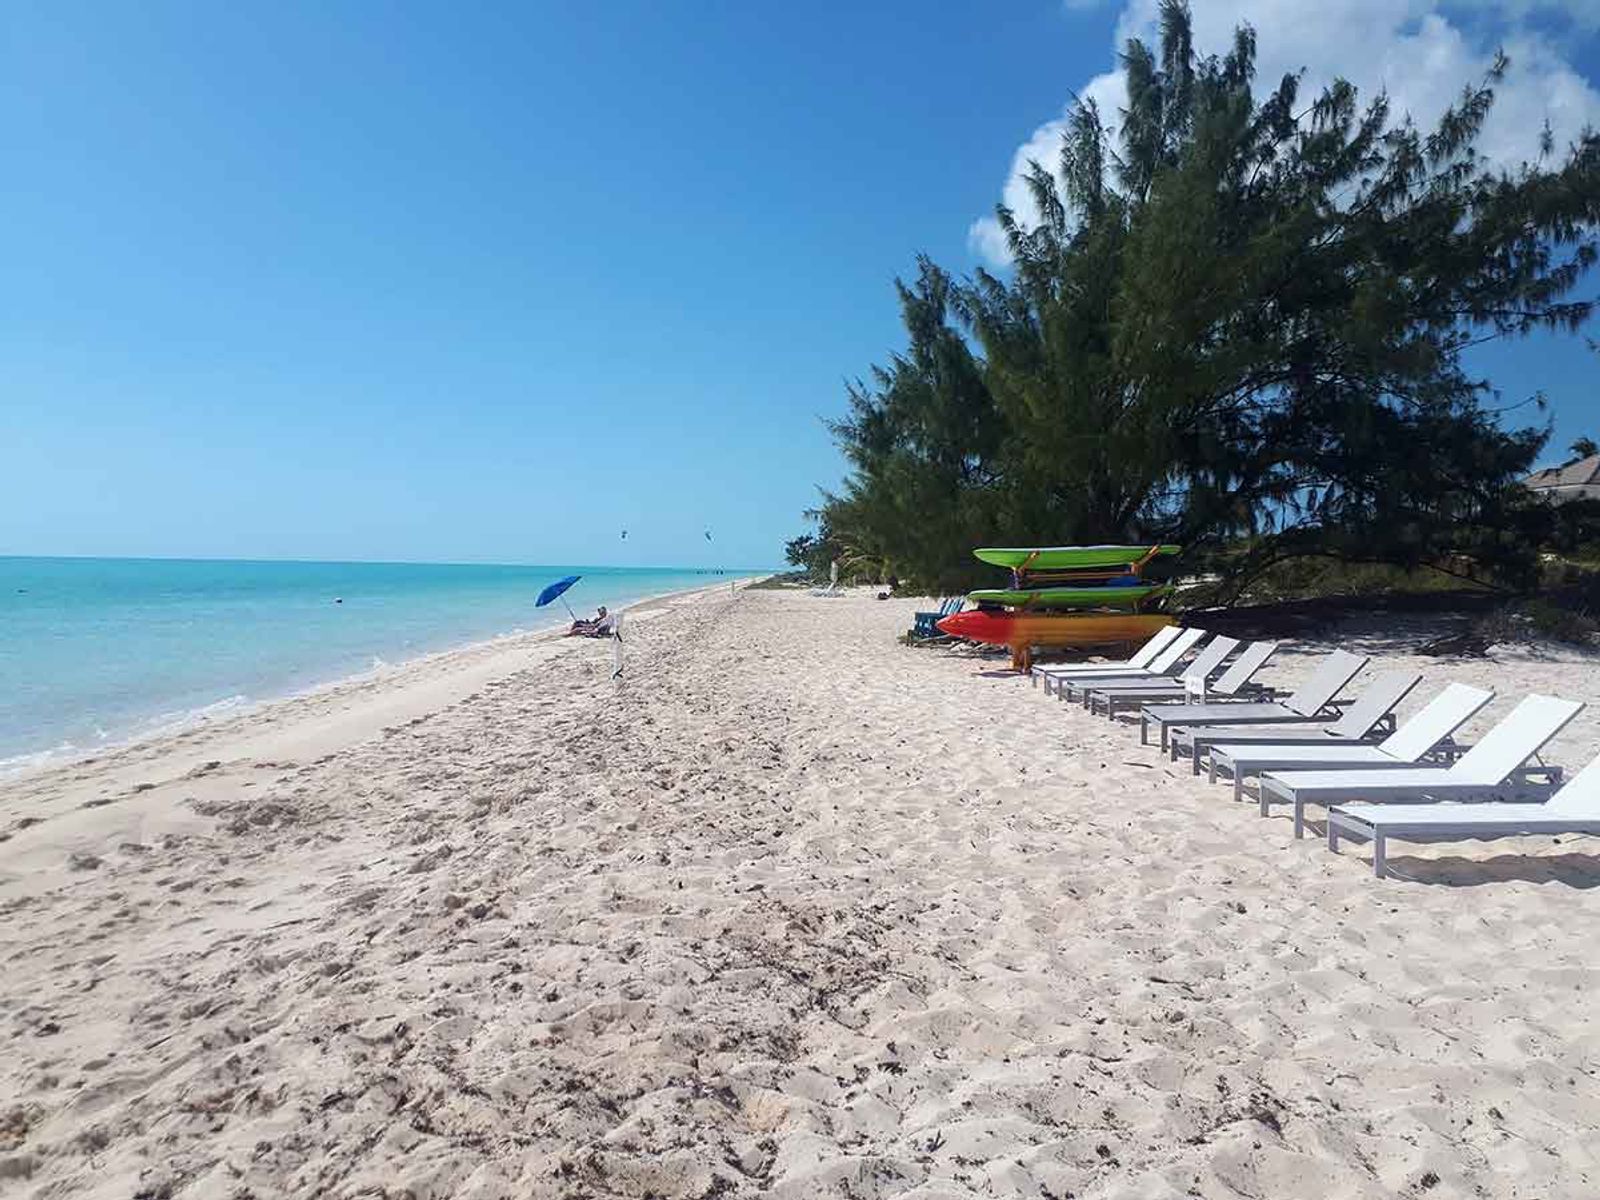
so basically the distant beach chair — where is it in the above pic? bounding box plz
[910,597,963,640]
[1029,624,1184,689]
[1050,627,1210,701]
[810,560,844,597]
[1136,648,1368,750]
[1206,681,1492,802]
[1080,638,1278,720]
[1328,751,1600,878]
[1257,693,1584,838]
[1170,668,1422,775]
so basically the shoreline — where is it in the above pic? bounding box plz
[0,576,764,788]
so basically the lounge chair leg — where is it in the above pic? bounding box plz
[1293,798,1306,839]
[1159,723,1169,751]
[1327,822,1339,852]
[1256,780,1267,815]
[1209,758,1218,784]
[1373,835,1387,878]
[1140,716,1148,745]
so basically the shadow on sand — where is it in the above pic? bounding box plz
[1355,849,1600,888]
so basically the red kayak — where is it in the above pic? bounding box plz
[938,610,1174,670]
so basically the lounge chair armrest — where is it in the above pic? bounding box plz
[1512,763,1563,786]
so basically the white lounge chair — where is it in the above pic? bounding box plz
[1208,681,1493,802]
[1328,752,1600,877]
[1085,639,1279,721]
[809,560,845,597]
[1030,624,1183,689]
[1258,694,1584,838]
[1137,648,1368,750]
[1060,634,1235,706]
[1038,627,1205,698]
[1170,669,1422,774]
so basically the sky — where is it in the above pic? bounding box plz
[3,1,1597,569]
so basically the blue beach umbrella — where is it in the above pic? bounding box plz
[536,574,583,621]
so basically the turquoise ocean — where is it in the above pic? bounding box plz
[0,557,763,771]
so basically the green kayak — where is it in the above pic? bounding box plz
[967,583,1173,609]
[972,545,1181,570]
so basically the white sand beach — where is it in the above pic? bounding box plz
[3,585,1600,1198]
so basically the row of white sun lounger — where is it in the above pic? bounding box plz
[1028,624,1596,878]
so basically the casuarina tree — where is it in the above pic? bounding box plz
[811,1,1599,595]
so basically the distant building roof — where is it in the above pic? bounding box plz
[1523,452,1600,498]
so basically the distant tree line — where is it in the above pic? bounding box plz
[791,2,1600,597]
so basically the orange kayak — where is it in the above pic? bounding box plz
[937,610,1175,670]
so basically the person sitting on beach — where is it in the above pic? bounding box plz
[568,605,615,637]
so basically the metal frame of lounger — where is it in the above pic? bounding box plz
[1030,624,1183,689]
[1086,639,1278,721]
[1207,682,1493,801]
[1257,694,1584,838]
[1327,752,1600,877]
[1136,649,1368,750]
[1061,634,1236,706]
[1040,627,1205,698]
[1169,669,1421,774]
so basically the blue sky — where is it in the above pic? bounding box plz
[3,2,1597,568]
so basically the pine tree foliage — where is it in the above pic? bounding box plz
[810,2,1600,596]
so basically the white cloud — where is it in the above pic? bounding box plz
[967,69,1126,263]
[971,0,1600,264]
